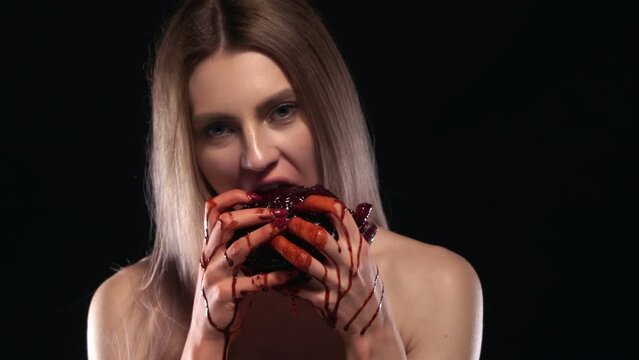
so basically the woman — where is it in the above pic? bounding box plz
[87,0,483,359]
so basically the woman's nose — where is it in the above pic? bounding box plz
[240,125,279,171]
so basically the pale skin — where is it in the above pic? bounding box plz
[87,50,483,359]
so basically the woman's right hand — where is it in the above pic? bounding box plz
[182,189,292,359]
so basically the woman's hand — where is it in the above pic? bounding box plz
[271,195,406,359]
[182,189,293,359]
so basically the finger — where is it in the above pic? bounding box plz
[294,195,346,218]
[204,190,263,244]
[288,216,337,252]
[231,270,299,297]
[218,207,286,236]
[201,220,223,269]
[225,221,288,266]
[284,216,349,293]
[295,195,362,269]
[271,235,328,280]
[212,189,263,211]
[294,195,359,241]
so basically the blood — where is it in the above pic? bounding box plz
[200,205,225,269]
[361,280,384,336]
[201,185,384,360]
[229,184,377,275]
[201,268,242,360]
[263,272,269,292]
[224,250,234,267]
[201,198,244,360]
[343,267,380,332]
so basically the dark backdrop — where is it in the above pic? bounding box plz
[2,0,635,359]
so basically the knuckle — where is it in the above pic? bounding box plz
[294,251,310,268]
[219,213,238,231]
[314,229,327,248]
[218,212,230,223]
[226,242,242,258]
[287,217,299,229]
[230,189,248,202]
[251,274,266,290]
[205,197,218,210]
[303,220,315,232]
[312,226,323,240]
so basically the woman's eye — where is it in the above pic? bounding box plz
[271,103,297,123]
[205,123,232,138]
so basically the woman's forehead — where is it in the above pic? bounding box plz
[188,51,295,115]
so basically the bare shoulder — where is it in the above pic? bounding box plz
[87,259,150,359]
[372,229,483,359]
[371,229,481,291]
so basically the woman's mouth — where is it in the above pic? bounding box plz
[255,181,294,194]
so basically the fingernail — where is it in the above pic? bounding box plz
[273,216,289,229]
[271,208,288,218]
[247,191,263,203]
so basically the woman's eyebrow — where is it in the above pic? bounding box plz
[192,88,296,123]
[255,88,296,117]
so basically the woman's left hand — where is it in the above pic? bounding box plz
[270,195,406,358]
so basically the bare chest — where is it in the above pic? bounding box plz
[228,291,346,360]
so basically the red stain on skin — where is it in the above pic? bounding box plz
[220,212,239,232]
[258,208,274,221]
[284,195,368,330]
[202,196,286,360]
[343,267,380,331]
[330,199,354,272]
[250,274,271,292]
[231,268,239,301]
[224,250,234,267]
[200,243,225,269]
[288,217,328,250]
[272,235,312,271]
[236,188,381,337]
[201,267,242,360]
[361,280,384,336]
[245,233,252,248]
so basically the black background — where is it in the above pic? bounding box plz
[2,0,635,358]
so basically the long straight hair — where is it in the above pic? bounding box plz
[137,0,389,356]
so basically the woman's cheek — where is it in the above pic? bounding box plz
[198,147,242,194]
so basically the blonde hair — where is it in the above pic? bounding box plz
[137,0,389,357]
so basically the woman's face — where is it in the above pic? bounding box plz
[189,50,320,194]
